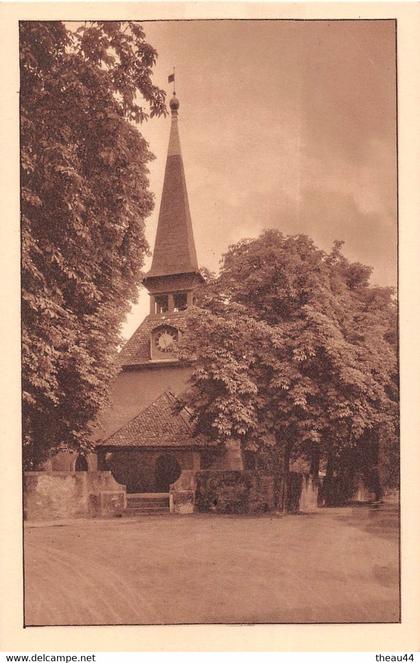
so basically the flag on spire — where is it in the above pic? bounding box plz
[168,73,175,83]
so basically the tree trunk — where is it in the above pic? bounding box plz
[309,444,321,507]
[280,438,292,513]
[324,449,335,506]
[372,438,384,502]
[310,445,320,480]
[272,434,294,512]
[273,448,283,510]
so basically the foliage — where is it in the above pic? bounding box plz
[21,21,166,468]
[179,231,398,504]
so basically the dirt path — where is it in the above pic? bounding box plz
[24,506,399,625]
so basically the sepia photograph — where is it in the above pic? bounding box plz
[20,16,400,627]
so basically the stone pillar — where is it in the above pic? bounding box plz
[169,470,196,514]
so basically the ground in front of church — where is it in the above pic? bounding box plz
[24,505,399,625]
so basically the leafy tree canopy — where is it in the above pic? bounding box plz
[21,21,166,468]
[180,231,398,500]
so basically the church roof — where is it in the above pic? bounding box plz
[118,312,187,368]
[98,391,209,449]
[146,94,200,279]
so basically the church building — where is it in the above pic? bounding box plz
[29,90,319,518]
[94,91,239,495]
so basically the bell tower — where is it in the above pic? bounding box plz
[143,91,204,320]
[117,88,203,367]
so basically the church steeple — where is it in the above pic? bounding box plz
[117,86,204,367]
[145,92,200,280]
[143,88,203,317]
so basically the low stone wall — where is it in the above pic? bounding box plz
[195,470,319,514]
[195,470,275,514]
[24,471,126,521]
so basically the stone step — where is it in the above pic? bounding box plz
[127,495,169,502]
[126,502,169,510]
[125,507,169,516]
[125,492,170,515]
[127,499,169,508]
[128,492,169,499]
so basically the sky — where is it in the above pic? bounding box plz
[122,19,397,340]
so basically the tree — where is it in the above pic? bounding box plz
[20,21,167,468]
[179,230,398,509]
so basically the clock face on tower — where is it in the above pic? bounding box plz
[154,327,178,353]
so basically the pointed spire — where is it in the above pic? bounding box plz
[147,91,200,279]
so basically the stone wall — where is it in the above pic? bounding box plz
[195,470,319,514]
[24,471,126,521]
[195,470,275,514]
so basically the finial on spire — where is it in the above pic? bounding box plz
[168,67,179,115]
[169,93,180,115]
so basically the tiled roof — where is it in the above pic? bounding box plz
[98,391,209,449]
[118,312,187,367]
